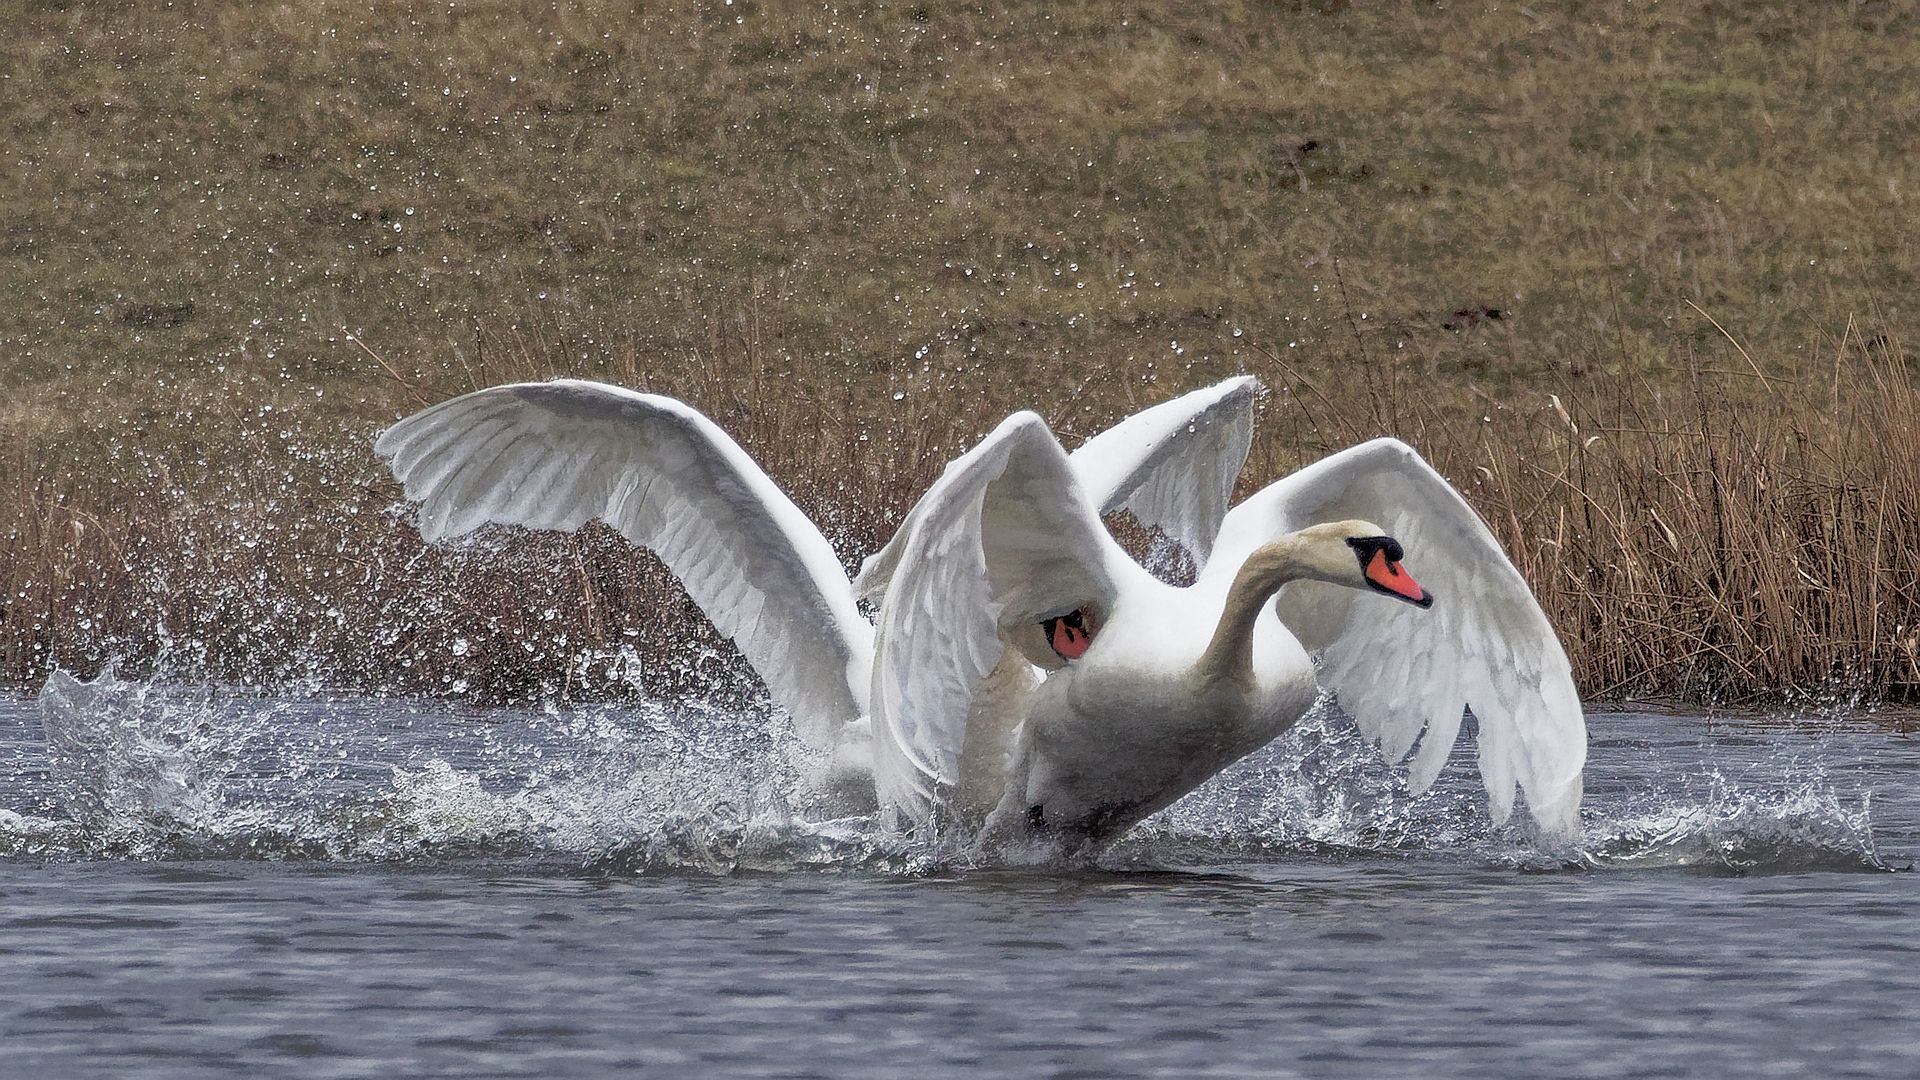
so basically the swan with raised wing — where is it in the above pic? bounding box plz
[375,377,1586,850]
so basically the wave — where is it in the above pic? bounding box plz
[1584,773,1890,875]
[3,670,1900,876]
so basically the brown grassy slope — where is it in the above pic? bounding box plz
[3,1,1914,416]
[1,1,1917,704]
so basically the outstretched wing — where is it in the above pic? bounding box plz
[374,380,872,747]
[865,412,1118,820]
[1210,437,1586,838]
[854,377,1259,604]
[1068,375,1260,568]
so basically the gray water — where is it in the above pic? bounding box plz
[1,673,1915,1078]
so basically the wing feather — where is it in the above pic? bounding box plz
[854,377,1259,604]
[866,413,1117,820]
[1210,437,1586,838]
[375,380,873,746]
[1068,375,1260,568]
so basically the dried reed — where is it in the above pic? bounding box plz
[3,320,1914,709]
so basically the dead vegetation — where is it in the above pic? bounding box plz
[3,314,1916,708]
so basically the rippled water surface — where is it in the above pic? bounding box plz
[2,674,1915,1078]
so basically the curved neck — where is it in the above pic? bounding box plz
[1193,537,1311,688]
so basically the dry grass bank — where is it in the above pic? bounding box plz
[2,1,1917,705]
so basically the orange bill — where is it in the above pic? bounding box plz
[1365,549,1433,606]
[1050,620,1092,659]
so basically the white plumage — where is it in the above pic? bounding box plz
[376,377,1587,848]
[373,381,871,750]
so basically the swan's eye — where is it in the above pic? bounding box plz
[1042,607,1096,660]
[1346,534,1404,566]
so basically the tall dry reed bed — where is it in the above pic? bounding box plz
[3,328,1916,710]
[1330,347,1920,706]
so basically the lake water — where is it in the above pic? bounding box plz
[1,672,1915,1078]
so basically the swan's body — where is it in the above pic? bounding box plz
[985,528,1388,849]
[989,580,1317,846]
[376,377,1587,849]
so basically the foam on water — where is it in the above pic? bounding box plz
[2,669,1901,877]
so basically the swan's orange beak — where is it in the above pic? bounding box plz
[1365,549,1434,608]
[1043,607,1097,660]
[1050,620,1092,659]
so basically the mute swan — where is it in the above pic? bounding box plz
[375,377,1586,849]
[969,518,1439,850]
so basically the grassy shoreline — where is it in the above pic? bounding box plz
[3,1,1917,707]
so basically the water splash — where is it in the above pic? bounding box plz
[4,671,1901,876]
[1586,768,1888,874]
[36,670,284,856]
[18,669,931,872]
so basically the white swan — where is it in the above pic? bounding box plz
[375,377,1586,848]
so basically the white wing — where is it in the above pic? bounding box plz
[866,412,1117,819]
[374,380,872,747]
[1210,437,1586,838]
[1068,375,1260,568]
[854,377,1258,604]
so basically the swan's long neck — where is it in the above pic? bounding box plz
[1193,538,1313,689]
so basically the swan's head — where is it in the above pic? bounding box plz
[1008,603,1102,671]
[1270,519,1434,608]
